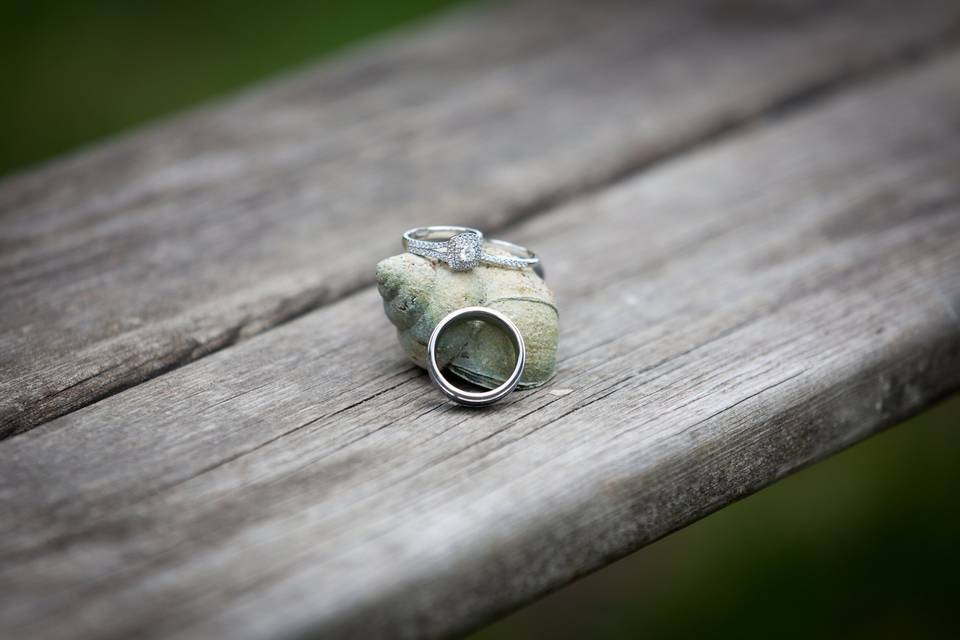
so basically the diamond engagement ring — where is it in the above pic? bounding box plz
[403,226,484,272]
[427,306,525,407]
[402,225,541,274]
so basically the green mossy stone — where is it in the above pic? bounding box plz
[376,252,558,389]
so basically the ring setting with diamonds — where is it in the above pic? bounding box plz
[402,225,540,274]
[446,231,484,271]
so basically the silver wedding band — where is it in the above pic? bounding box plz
[402,225,541,274]
[427,306,525,407]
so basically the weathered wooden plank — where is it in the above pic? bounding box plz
[2,0,958,436]
[3,51,959,639]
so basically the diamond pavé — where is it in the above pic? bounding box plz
[446,232,481,271]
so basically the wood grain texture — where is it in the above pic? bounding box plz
[3,50,959,639]
[2,0,959,436]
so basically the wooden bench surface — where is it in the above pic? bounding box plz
[2,0,959,638]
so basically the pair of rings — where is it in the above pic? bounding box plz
[402,225,541,276]
[407,226,539,406]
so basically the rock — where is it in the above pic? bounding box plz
[376,252,558,389]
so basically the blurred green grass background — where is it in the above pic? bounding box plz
[1,0,462,176]
[4,2,959,638]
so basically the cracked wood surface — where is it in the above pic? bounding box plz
[3,0,960,436]
[2,49,959,639]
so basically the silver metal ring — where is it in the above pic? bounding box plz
[483,239,543,278]
[427,306,525,407]
[403,226,485,272]
[403,225,541,274]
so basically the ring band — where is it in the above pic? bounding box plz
[484,239,544,278]
[427,306,525,407]
[403,225,541,273]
